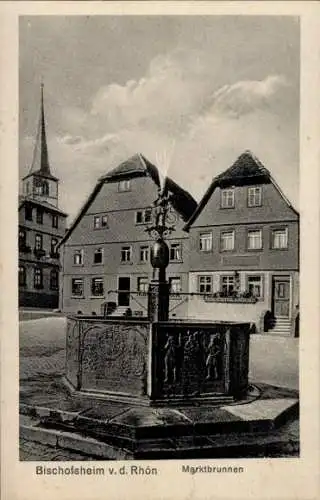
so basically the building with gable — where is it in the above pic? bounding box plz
[184,151,299,335]
[19,85,67,308]
[58,154,197,318]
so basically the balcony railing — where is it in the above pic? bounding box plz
[203,294,257,304]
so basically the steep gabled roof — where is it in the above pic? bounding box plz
[100,153,160,185]
[58,153,197,247]
[214,150,271,186]
[184,150,298,230]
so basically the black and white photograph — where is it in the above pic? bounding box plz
[18,14,300,462]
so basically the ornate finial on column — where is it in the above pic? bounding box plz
[146,183,175,322]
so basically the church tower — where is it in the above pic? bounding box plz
[22,84,59,207]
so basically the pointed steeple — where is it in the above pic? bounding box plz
[28,83,52,177]
[22,84,59,207]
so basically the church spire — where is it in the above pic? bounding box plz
[29,82,51,176]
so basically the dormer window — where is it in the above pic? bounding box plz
[248,186,262,207]
[221,188,235,208]
[118,179,131,192]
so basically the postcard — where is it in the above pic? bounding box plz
[0,2,319,500]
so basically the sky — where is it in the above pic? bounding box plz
[19,16,300,221]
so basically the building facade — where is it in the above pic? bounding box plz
[19,85,67,308]
[58,154,197,318]
[184,151,299,335]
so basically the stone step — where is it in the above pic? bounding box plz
[20,397,299,444]
[109,306,130,317]
[20,421,299,460]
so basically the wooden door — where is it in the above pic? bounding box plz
[118,277,130,307]
[272,277,290,317]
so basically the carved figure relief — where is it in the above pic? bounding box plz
[159,327,226,397]
[164,334,178,384]
[205,333,221,381]
[181,330,204,396]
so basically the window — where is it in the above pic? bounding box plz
[25,204,33,221]
[220,231,234,251]
[51,238,58,256]
[248,186,262,207]
[200,232,213,252]
[136,209,152,224]
[91,277,104,296]
[271,228,288,249]
[52,214,58,228]
[72,278,83,296]
[137,277,149,294]
[221,275,234,295]
[247,229,262,250]
[198,275,213,294]
[121,246,132,262]
[94,215,108,229]
[221,188,235,208]
[170,243,182,261]
[42,181,49,195]
[169,277,182,294]
[139,246,149,262]
[73,250,83,265]
[36,208,43,224]
[277,283,286,298]
[247,275,262,298]
[34,178,49,196]
[19,266,26,287]
[34,267,43,288]
[35,184,42,195]
[94,248,103,264]
[50,269,59,290]
[35,234,43,250]
[19,229,26,247]
[118,179,131,192]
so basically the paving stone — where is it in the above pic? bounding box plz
[222,398,298,421]
[181,406,242,424]
[57,432,129,460]
[108,407,168,427]
[20,425,58,447]
[151,408,192,425]
[20,414,40,427]
[20,439,93,461]
[174,436,214,449]
[81,402,133,421]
